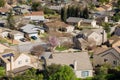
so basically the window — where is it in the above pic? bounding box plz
[104,58,108,62]
[25,59,28,62]
[81,71,89,77]
[113,60,117,65]
[18,61,22,64]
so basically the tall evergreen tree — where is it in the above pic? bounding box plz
[61,7,64,21]
[61,7,67,22]
[83,7,89,19]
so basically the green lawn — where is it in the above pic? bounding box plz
[55,46,68,51]
[0,67,5,77]
[0,38,7,43]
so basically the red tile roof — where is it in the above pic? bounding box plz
[24,11,44,16]
[0,8,9,12]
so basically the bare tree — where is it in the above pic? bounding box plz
[30,45,45,56]
[30,45,45,69]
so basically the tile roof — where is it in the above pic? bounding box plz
[93,47,108,55]
[24,11,44,16]
[11,66,32,74]
[0,44,10,53]
[109,35,120,44]
[45,20,69,28]
[9,30,24,35]
[0,8,9,12]
[66,17,82,23]
[47,52,93,70]
[20,24,43,33]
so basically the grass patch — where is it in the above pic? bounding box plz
[55,46,68,51]
[0,67,5,77]
[0,38,7,43]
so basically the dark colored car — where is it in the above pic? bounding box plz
[20,38,26,42]
[31,36,37,40]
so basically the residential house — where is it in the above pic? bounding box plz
[47,52,93,78]
[0,8,9,15]
[0,20,6,27]
[44,20,74,33]
[8,30,24,40]
[93,47,120,67]
[49,5,64,11]
[66,17,83,27]
[13,6,22,15]
[0,53,37,75]
[73,37,89,50]
[95,4,112,12]
[24,11,45,22]
[114,27,120,36]
[20,24,44,37]
[66,17,99,28]
[74,29,107,47]
[109,35,120,47]
[0,27,11,38]
[0,44,14,54]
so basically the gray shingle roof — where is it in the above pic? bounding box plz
[20,24,44,34]
[66,17,83,23]
[47,52,93,70]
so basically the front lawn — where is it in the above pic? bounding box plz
[55,46,68,51]
[0,38,7,43]
[0,67,5,77]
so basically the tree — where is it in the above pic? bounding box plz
[47,64,77,80]
[98,0,109,5]
[7,10,16,30]
[83,7,89,19]
[30,45,45,69]
[30,45,45,56]
[101,22,111,33]
[31,2,42,11]
[112,13,120,22]
[43,7,55,15]
[117,0,120,9]
[0,0,5,7]
[7,0,14,5]
[13,68,43,80]
[61,7,67,22]
[48,36,59,51]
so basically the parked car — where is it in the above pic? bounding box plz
[20,38,26,42]
[31,36,37,40]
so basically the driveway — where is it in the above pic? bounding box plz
[10,39,47,53]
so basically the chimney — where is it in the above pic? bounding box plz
[10,56,14,71]
[91,20,96,28]
[105,16,108,22]
[73,60,77,71]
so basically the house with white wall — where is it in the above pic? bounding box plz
[8,30,24,40]
[20,24,44,37]
[44,20,74,33]
[24,11,45,22]
[82,29,107,45]
[93,47,120,67]
[66,17,100,28]
[0,52,37,75]
[47,52,93,78]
